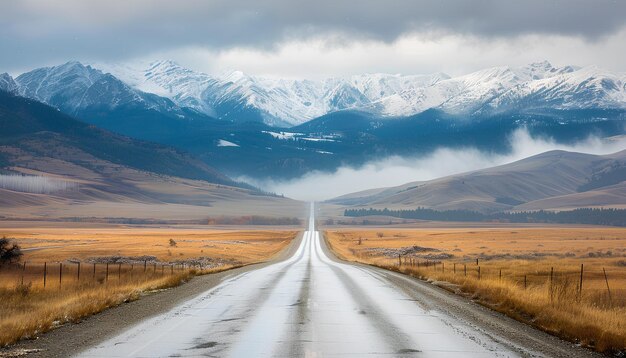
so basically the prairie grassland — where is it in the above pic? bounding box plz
[0,225,297,346]
[325,227,626,353]
[1,226,297,264]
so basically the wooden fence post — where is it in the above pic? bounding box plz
[549,267,554,302]
[170,265,173,275]
[398,254,401,267]
[524,275,527,289]
[499,269,502,281]
[43,262,47,288]
[579,263,584,298]
[93,263,96,280]
[464,264,467,277]
[478,266,481,280]
[77,262,81,281]
[21,261,26,285]
[442,262,445,273]
[144,260,147,272]
[476,258,479,265]
[453,263,456,274]
[603,268,612,305]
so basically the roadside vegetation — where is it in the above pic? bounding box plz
[0,228,297,346]
[325,228,626,354]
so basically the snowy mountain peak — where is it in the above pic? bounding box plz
[14,60,180,115]
[15,61,105,113]
[524,60,554,74]
[0,73,18,94]
[221,70,249,83]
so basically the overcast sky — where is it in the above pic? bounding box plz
[2,0,626,78]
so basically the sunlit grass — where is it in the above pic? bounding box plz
[0,270,193,346]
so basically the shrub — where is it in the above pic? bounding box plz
[0,237,22,266]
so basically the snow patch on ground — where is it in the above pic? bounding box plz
[217,139,239,147]
[262,131,302,140]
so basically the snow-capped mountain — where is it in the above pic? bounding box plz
[0,73,18,94]
[97,60,379,126]
[484,65,626,112]
[96,60,625,126]
[9,60,626,127]
[15,61,180,116]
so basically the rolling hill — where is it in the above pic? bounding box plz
[0,90,303,221]
[330,149,626,213]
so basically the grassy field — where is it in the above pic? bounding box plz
[0,224,297,346]
[325,227,626,353]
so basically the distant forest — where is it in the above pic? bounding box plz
[344,207,626,227]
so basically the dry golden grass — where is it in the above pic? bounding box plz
[0,271,193,347]
[1,226,297,264]
[326,227,626,353]
[0,225,297,346]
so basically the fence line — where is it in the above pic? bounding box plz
[0,261,209,290]
[383,254,623,307]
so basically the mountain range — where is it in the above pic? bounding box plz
[94,60,626,126]
[1,62,625,217]
[4,60,624,127]
[1,61,625,180]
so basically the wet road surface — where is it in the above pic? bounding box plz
[78,204,593,357]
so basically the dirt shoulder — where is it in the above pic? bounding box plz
[1,232,303,358]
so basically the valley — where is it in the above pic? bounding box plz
[2,4,626,356]
[2,61,625,180]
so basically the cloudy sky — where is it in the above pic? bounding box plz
[2,0,626,78]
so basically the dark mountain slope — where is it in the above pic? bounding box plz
[0,91,235,186]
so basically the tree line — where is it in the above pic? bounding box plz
[344,207,626,226]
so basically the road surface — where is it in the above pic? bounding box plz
[77,203,596,357]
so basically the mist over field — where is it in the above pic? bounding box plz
[0,174,78,194]
[249,129,626,201]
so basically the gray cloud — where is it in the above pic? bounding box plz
[1,0,626,72]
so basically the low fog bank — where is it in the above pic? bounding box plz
[245,129,626,201]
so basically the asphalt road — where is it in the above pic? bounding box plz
[73,203,598,357]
